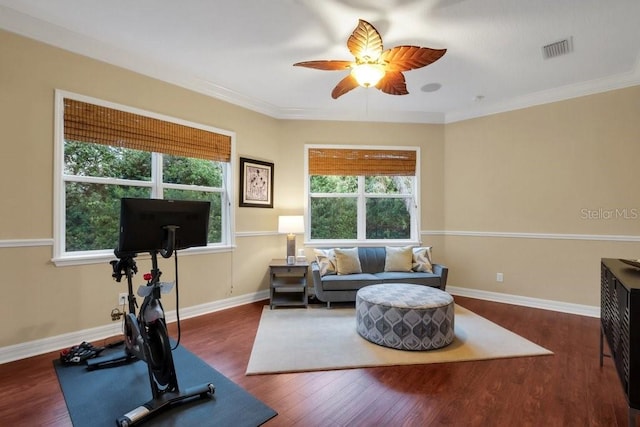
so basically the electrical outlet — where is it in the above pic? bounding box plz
[118,293,128,305]
[496,273,504,282]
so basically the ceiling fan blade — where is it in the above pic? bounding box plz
[331,74,359,99]
[380,46,447,72]
[347,19,383,61]
[293,60,353,71]
[376,71,408,96]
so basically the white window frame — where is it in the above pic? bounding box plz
[52,90,236,266]
[304,144,421,247]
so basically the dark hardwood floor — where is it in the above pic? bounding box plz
[0,296,631,426]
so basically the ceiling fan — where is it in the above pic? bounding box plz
[294,19,446,99]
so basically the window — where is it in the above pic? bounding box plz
[305,145,420,244]
[53,91,235,265]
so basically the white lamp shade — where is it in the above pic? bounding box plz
[278,215,304,234]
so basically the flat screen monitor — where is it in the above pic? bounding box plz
[117,198,211,256]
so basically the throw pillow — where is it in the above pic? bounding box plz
[334,248,362,275]
[314,249,337,276]
[412,246,433,273]
[384,246,413,272]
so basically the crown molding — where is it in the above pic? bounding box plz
[0,5,280,117]
[444,61,640,123]
[1,5,638,125]
[272,106,446,124]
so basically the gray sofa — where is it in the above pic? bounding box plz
[311,246,448,308]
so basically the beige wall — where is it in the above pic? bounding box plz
[443,87,640,305]
[0,30,445,348]
[0,30,287,347]
[1,28,638,350]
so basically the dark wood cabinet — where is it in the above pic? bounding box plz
[600,258,640,426]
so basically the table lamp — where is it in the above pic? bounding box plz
[278,215,304,264]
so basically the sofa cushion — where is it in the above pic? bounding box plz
[321,273,380,291]
[375,272,442,288]
[314,248,337,276]
[412,246,433,273]
[357,247,386,273]
[335,248,362,275]
[384,246,413,272]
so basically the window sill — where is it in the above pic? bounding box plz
[52,245,234,267]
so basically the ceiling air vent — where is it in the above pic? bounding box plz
[542,37,573,59]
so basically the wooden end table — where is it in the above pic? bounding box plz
[269,259,309,309]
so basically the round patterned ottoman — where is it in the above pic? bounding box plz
[356,283,455,351]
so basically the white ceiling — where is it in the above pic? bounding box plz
[1,0,639,123]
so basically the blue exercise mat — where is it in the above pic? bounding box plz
[54,344,277,426]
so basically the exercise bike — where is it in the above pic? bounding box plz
[85,198,214,426]
[106,227,213,427]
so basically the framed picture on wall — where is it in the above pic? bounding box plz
[239,157,274,208]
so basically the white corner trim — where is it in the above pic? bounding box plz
[447,286,600,318]
[0,290,269,365]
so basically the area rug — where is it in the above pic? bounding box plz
[54,344,277,427]
[246,304,552,375]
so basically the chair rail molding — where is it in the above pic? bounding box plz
[422,230,640,242]
[0,238,54,248]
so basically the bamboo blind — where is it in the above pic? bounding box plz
[64,98,231,162]
[308,148,416,176]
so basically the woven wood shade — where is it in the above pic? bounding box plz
[64,98,231,162]
[308,148,416,176]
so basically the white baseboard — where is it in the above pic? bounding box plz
[0,287,597,365]
[447,286,600,318]
[0,290,269,365]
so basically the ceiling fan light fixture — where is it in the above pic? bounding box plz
[293,20,446,98]
[351,63,385,87]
